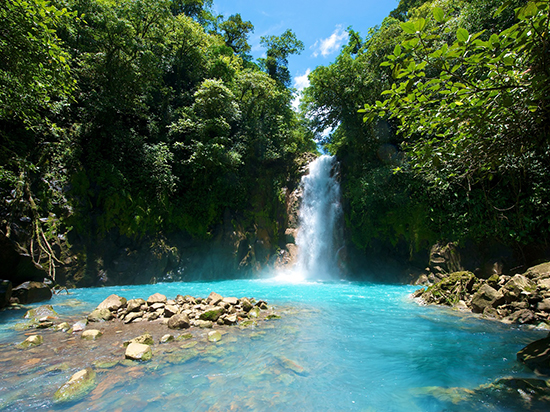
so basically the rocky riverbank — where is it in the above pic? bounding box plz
[3,291,286,406]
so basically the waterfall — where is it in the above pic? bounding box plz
[295,155,343,280]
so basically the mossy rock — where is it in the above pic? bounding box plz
[17,334,43,349]
[53,368,97,404]
[199,308,224,322]
[266,314,281,320]
[207,330,222,342]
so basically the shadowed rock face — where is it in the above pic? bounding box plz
[11,281,51,304]
[517,334,550,375]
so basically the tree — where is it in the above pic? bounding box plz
[259,29,304,87]
[219,14,254,61]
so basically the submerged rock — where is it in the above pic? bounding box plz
[125,342,152,361]
[517,334,550,375]
[81,329,103,340]
[207,330,222,342]
[53,368,97,403]
[17,334,43,349]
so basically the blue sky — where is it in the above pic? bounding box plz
[212,0,400,103]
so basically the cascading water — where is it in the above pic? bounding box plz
[294,154,343,280]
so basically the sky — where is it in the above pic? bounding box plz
[212,0,400,107]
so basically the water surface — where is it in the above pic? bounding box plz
[0,279,546,411]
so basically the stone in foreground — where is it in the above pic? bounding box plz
[167,313,190,329]
[18,334,43,349]
[53,368,97,403]
[208,330,222,342]
[125,342,153,361]
[81,329,103,340]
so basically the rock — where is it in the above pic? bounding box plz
[248,307,261,318]
[81,329,103,340]
[176,333,193,341]
[96,294,127,311]
[87,308,114,322]
[266,314,282,320]
[11,281,52,304]
[72,319,88,332]
[0,279,12,308]
[517,335,550,374]
[126,298,146,313]
[223,314,238,325]
[163,305,179,317]
[537,298,550,312]
[207,330,222,342]
[147,293,167,304]
[124,311,143,324]
[277,356,307,375]
[124,332,154,346]
[167,313,190,329]
[195,320,213,328]
[150,302,165,311]
[256,300,268,310]
[525,262,550,279]
[538,278,550,290]
[36,320,54,329]
[56,322,70,332]
[504,275,535,300]
[240,298,253,312]
[18,334,43,348]
[222,297,239,305]
[53,368,97,404]
[471,284,503,313]
[506,309,535,324]
[199,307,224,322]
[24,305,58,322]
[207,292,223,306]
[160,334,174,343]
[125,342,152,361]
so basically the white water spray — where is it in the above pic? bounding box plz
[294,155,343,280]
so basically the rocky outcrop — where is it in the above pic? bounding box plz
[414,262,550,327]
[11,281,51,304]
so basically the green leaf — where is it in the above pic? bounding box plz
[394,44,402,57]
[401,21,416,34]
[433,7,445,23]
[414,18,426,32]
[456,28,469,43]
[518,2,538,19]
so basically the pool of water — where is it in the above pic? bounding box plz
[0,278,547,411]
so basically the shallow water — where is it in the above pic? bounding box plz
[0,278,547,411]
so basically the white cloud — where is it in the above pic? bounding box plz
[291,69,311,111]
[311,26,348,58]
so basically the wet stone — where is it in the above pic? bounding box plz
[17,335,43,349]
[208,330,222,342]
[125,342,153,361]
[53,368,97,404]
[81,329,103,340]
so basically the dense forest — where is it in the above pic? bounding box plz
[302,0,550,277]
[0,0,316,286]
[1,0,549,287]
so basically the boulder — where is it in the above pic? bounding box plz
[537,298,550,312]
[147,293,167,304]
[471,284,503,313]
[504,275,535,300]
[167,313,190,329]
[81,329,103,340]
[223,297,239,306]
[199,307,224,322]
[24,305,58,322]
[124,312,143,324]
[207,330,222,342]
[207,292,223,306]
[240,298,253,312]
[195,320,213,328]
[0,279,12,308]
[53,368,97,403]
[517,334,550,374]
[163,305,179,317]
[96,294,127,311]
[17,334,43,348]
[506,309,535,324]
[223,314,238,325]
[11,281,51,304]
[87,308,114,322]
[125,342,152,361]
[126,298,146,313]
[538,278,550,290]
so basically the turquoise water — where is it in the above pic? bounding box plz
[0,278,546,411]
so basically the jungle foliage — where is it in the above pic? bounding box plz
[0,0,315,282]
[302,0,549,263]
